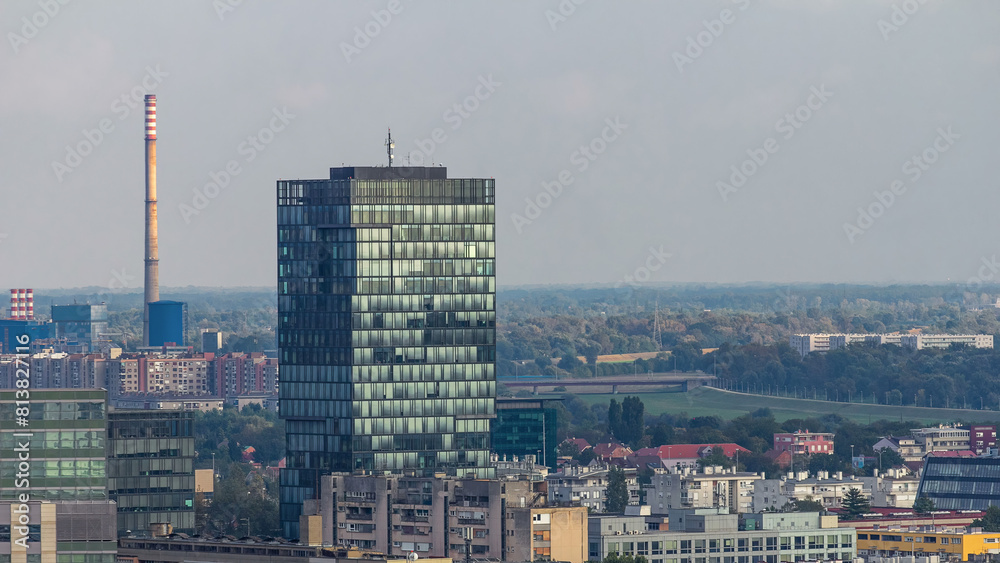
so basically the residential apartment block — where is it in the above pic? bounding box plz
[547,463,640,512]
[790,333,993,357]
[773,431,835,456]
[645,466,760,514]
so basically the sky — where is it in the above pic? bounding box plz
[1,0,998,291]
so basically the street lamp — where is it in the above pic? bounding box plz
[850,445,855,472]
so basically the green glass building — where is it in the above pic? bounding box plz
[0,389,117,563]
[106,410,195,536]
[492,398,558,469]
[0,389,107,502]
[277,166,496,538]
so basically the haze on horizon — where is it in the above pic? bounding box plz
[1,1,998,291]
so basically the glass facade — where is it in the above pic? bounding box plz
[51,305,109,353]
[917,456,1000,510]
[0,389,107,501]
[492,399,558,469]
[106,410,195,535]
[277,166,496,538]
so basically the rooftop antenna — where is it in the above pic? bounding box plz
[385,128,394,167]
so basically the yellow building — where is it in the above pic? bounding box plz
[858,527,1000,560]
[508,506,588,563]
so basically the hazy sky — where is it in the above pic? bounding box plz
[1,1,998,290]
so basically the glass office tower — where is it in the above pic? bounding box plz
[277,166,496,538]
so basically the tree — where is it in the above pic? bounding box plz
[605,466,629,513]
[973,505,1000,532]
[875,447,905,468]
[577,448,596,466]
[603,555,649,563]
[913,496,935,515]
[620,396,645,446]
[608,399,623,439]
[558,441,582,457]
[558,353,583,371]
[841,487,870,518]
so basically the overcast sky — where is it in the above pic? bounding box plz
[1,1,998,290]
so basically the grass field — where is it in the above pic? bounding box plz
[565,386,1000,425]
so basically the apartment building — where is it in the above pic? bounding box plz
[752,471,870,512]
[547,463,640,512]
[645,466,761,515]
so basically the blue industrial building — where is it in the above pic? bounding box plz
[52,304,108,352]
[0,319,50,353]
[147,300,186,346]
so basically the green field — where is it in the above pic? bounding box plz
[566,386,1000,425]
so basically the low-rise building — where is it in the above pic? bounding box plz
[588,509,856,563]
[507,506,588,563]
[118,536,454,563]
[773,430,835,456]
[633,444,751,472]
[645,466,760,514]
[547,463,640,512]
[752,471,869,512]
[857,526,1000,560]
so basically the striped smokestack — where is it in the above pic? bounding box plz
[143,95,159,346]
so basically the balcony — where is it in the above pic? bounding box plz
[400,514,430,523]
[346,512,373,521]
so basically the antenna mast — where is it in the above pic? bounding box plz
[385,128,394,167]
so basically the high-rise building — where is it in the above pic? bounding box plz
[201,329,222,355]
[147,301,187,347]
[0,389,108,502]
[492,398,558,469]
[51,304,109,353]
[277,166,496,538]
[107,410,195,536]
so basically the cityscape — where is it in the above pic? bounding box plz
[3,3,1000,563]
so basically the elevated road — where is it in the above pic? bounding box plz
[500,373,716,394]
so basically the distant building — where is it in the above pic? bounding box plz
[633,443,751,471]
[593,442,634,462]
[773,430,835,456]
[790,333,993,357]
[201,328,222,354]
[107,410,196,535]
[752,470,869,512]
[492,398,558,469]
[0,318,49,354]
[51,303,109,353]
[587,509,855,563]
[969,425,997,455]
[547,463,640,511]
[0,501,118,563]
[147,300,187,347]
[645,465,760,514]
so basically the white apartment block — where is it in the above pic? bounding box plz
[791,333,993,356]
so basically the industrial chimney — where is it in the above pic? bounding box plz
[143,95,159,346]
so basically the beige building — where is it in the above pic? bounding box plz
[752,471,870,511]
[645,466,761,514]
[507,506,587,563]
[0,501,117,563]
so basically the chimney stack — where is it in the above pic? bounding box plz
[143,95,159,346]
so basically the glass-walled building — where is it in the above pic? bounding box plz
[493,398,558,469]
[917,455,1000,510]
[277,166,496,538]
[51,304,109,353]
[106,410,195,535]
[0,389,107,502]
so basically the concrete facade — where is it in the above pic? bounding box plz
[645,466,760,515]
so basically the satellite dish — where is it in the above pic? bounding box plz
[408,552,419,561]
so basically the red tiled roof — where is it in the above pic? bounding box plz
[593,443,633,458]
[635,443,750,459]
[563,438,592,451]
